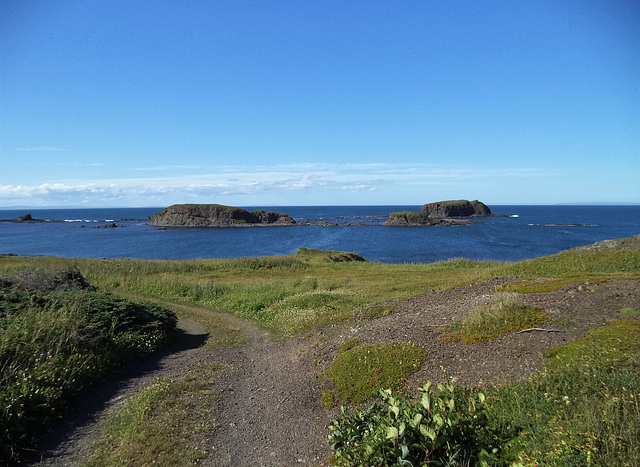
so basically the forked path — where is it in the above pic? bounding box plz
[33,309,333,466]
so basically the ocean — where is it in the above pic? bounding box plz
[0,205,639,263]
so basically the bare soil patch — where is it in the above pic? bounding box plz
[31,278,640,466]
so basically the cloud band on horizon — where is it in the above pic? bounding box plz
[0,163,557,207]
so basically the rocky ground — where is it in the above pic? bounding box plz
[31,276,640,466]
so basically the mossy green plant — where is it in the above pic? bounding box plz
[323,342,427,405]
[620,307,640,318]
[339,338,364,352]
[320,390,335,410]
[360,304,395,320]
[546,319,640,366]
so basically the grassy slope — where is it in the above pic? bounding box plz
[0,252,500,340]
[3,244,637,337]
[0,271,178,464]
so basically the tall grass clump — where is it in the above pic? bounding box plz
[0,268,177,464]
[443,294,548,343]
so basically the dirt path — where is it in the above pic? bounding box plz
[31,278,640,466]
[203,315,331,466]
[32,310,334,466]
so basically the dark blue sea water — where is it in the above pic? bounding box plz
[0,206,639,263]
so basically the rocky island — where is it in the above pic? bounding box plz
[383,199,495,226]
[422,199,493,218]
[149,204,297,227]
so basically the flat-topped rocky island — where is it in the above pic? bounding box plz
[149,204,297,227]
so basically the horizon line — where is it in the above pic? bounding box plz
[1,202,639,210]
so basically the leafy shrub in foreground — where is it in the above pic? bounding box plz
[328,382,502,466]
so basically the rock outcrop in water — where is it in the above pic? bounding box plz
[149,204,297,227]
[421,200,492,218]
[382,212,478,226]
[383,200,494,226]
[0,214,46,223]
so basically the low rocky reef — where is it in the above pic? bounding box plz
[0,214,148,225]
[0,214,46,223]
[149,204,297,227]
[383,200,497,226]
[383,212,479,227]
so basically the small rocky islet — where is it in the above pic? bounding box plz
[149,204,297,227]
[382,199,496,226]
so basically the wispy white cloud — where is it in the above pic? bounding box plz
[0,163,560,206]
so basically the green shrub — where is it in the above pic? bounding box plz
[72,292,177,336]
[328,383,500,466]
[296,247,367,263]
[0,269,177,464]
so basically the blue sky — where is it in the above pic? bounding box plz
[1,1,638,207]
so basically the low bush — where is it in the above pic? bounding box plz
[328,383,501,466]
[0,268,177,464]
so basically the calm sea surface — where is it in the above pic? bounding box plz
[0,205,638,263]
